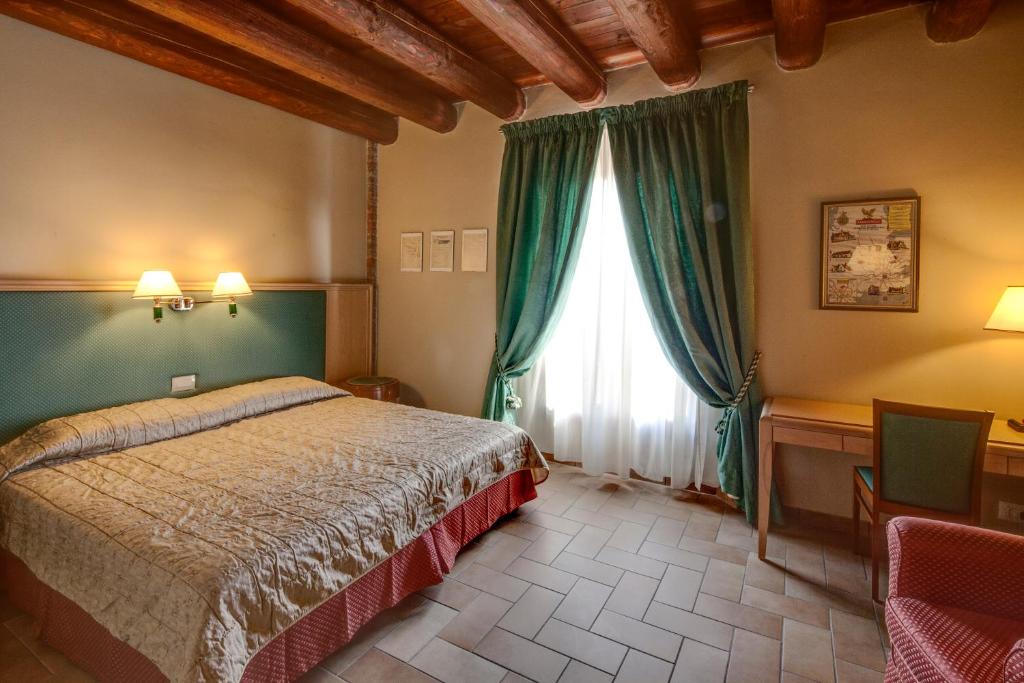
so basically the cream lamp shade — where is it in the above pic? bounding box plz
[132,271,182,299]
[212,272,253,299]
[984,287,1024,332]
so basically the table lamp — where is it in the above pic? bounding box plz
[985,286,1024,431]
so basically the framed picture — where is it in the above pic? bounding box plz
[820,196,921,311]
[429,230,455,272]
[400,232,423,272]
[461,228,488,272]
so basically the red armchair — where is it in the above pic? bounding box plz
[886,517,1024,682]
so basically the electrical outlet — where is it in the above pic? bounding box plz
[171,374,196,393]
[997,501,1024,523]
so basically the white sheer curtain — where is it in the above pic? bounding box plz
[515,132,722,491]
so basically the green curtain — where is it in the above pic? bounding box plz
[604,81,777,523]
[481,110,604,423]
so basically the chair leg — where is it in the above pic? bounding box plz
[852,478,861,554]
[870,515,881,603]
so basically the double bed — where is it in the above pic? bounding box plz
[0,376,547,682]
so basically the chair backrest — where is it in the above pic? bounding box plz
[873,399,993,521]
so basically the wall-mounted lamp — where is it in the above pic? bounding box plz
[132,270,183,322]
[133,271,252,322]
[985,286,1024,432]
[211,272,252,318]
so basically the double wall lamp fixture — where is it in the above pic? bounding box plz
[132,270,252,322]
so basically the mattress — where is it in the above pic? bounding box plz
[0,377,547,682]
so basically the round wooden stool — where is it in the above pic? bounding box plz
[340,376,400,402]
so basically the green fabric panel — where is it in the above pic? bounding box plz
[603,81,775,525]
[0,291,325,444]
[856,466,874,491]
[880,412,980,514]
[482,110,604,423]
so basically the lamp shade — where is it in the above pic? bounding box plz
[212,272,252,299]
[132,271,182,299]
[984,286,1024,332]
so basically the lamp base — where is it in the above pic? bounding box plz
[1008,418,1024,433]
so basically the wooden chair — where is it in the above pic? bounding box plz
[852,399,993,602]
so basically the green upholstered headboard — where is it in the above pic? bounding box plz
[0,289,326,444]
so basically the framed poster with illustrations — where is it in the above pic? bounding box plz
[820,196,921,311]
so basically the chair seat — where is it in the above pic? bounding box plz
[887,597,1024,683]
[855,465,874,491]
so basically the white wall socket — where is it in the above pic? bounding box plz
[997,501,1024,523]
[171,374,196,393]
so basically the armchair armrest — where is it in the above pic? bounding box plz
[887,516,1024,621]
[1008,640,1024,683]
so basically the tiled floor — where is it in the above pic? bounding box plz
[0,462,890,682]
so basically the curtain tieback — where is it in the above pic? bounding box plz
[715,350,762,434]
[493,335,523,410]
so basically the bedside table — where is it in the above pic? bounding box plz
[340,376,400,402]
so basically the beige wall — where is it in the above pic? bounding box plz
[0,16,367,283]
[379,3,1024,518]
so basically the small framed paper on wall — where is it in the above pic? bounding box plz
[430,230,455,272]
[461,228,488,272]
[400,232,423,272]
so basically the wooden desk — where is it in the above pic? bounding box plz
[757,397,1024,560]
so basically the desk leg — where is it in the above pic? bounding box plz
[757,418,774,560]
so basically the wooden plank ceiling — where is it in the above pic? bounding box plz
[0,0,1001,143]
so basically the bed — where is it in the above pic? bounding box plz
[0,376,548,682]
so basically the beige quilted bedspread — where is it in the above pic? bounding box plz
[0,377,546,682]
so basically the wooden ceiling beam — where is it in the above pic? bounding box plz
[926,0,998,42]
[606,0,700,89]
[455,0,606,106]
[771,0,828,70]
[270,0,525,120]
[117,0,457,132]
[0,0,399,143]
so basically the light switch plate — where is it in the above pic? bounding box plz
[171,374,196,393]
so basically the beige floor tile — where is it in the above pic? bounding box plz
[598,502,657,527]
[700,558,746,602]
[5,613,96,680]
[786,543,827,585]
[297,666,345,682]
[694,593,782,639]
[553,552,624,586]
[565,525,613,559]
[476,533,533,572]
[782,619,835,683]
[646,517,688,547]
[538,490,585,516]
[639,541,709,572]
[475,628,569,683]
[320,602,416,675]
[715,528,757,552]
[575,490,613,512]
[455,563,530,602]
[784,574,874,619]
[606,522,649,553]
[342,648,438,683]
[604,571,659,619]
[528,511,586,535]
[498,585,563,638]
[552,578,612,629]
[643,602,734,651]
[419,578,481,610]
[683,514,722,541]
[653,565,702,611]
[505,558,578,593]
[563,507,623,531]
[677,537,749,566]
[669,639,728,683]
[536,619,628,674]
[0,622,58,682]
[744,553,786,594]
[634,499,691,523]
[597,546,667,579]
[410,638,506,683]
[501,673,533,683]
[591,610,681,661]
[836,658,885,683]
[495,519,546,541]
[376,599,458,661]
[741,585,830,629]
[615,649,673,683]
[831,609,886,672]
[560,659,614,683]
[523,530,575,564]
[726,630,781,683]
[781,673,818,683]
[438,593,512,650]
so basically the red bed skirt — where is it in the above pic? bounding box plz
[1,469,538,683]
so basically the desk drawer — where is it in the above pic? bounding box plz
[773,426,843,451]
[843,436,872,456]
